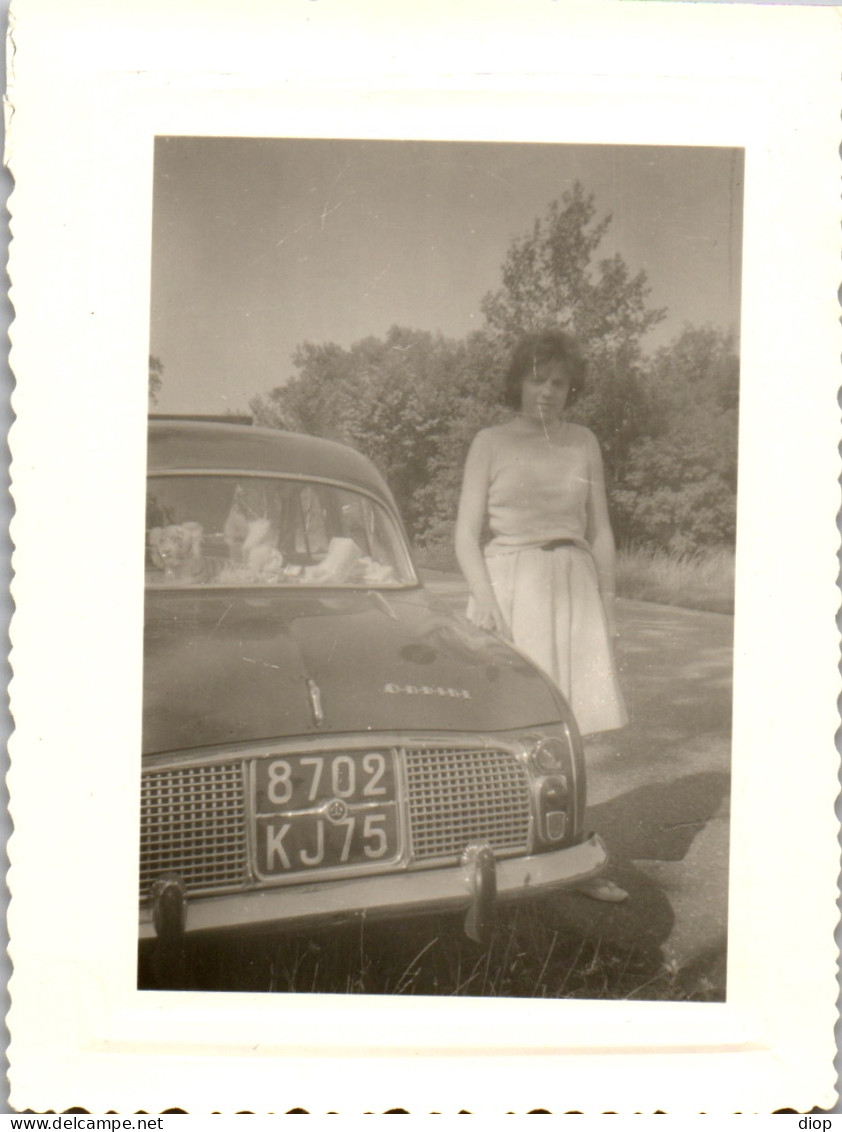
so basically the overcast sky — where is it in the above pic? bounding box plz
[149,138,743,415]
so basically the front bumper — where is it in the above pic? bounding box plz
[139,832,607,942]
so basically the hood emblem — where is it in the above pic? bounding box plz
[306,678,325,726]
[384,683,471,700]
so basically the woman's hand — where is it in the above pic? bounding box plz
[469,585,510,638]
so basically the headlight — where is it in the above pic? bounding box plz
[511,722,584,848]
[530,735,567,773]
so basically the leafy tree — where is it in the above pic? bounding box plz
[252,188,737,559]
[408,331,509,556]
[252,341,356,437]
[480,182,666,482]
[149,355,164,406]
[252,327,491,538]
[611,325,739,550]
[409,188,670,555]
[646,323,739,420]
[482,182,663,351]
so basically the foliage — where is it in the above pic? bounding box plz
[616,545,735,615]
[252,188,738,557]
[612,326,739,550]
[407,332,509,549]
[481,182,665,353]
[481,182,666,485]
[252,327,503,538]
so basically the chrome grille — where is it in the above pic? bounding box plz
[404,747,531,860]
[140,762,248,899]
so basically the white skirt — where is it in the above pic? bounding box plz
[479,545,628,736]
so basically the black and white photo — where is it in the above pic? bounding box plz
[140,139,741,1002]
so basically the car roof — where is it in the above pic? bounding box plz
[147,419,395,502]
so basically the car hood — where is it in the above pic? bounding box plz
[143,587,563,754]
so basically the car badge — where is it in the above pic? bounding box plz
[384,683,471,699]
[326,799,348,823]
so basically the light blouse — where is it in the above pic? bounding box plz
[469,420,599,556]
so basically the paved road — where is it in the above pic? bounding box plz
[422,571,733,998]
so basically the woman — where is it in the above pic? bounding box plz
[454,329,628,902]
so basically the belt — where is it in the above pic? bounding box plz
[540,538,579,552]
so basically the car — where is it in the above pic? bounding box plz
[139,418,607,961]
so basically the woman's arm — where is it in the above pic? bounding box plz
[454,432,510,637]
[585,431,619,640]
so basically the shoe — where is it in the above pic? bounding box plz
[576,878,629,903]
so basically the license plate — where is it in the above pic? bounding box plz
[253,750,399,877]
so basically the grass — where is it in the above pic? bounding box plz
[142,905,721,1002]
[615,545,735,615]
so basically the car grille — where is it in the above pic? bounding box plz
[139,762,248,900]
[404,747,531,860]
[140,746,532,898]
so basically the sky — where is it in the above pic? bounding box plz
[149,138,743,415]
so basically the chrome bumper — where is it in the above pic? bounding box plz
[139,833,607,942]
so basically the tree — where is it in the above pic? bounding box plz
[480,182,666,481]
[251,188,737,559]
[149,355,164,406]
[482,183,663,350]
[646,323,739,420]
[252,327,490,538]
[252,341,356,437]
[407,331,509,556]
[611,325,739,550]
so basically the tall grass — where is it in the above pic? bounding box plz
[616,545,735,614]
[144,906,721,1001]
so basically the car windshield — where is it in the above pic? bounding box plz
[145,475,416,588]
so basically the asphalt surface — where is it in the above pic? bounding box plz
[422,572,733,998]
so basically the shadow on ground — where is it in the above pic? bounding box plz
[589,771,730,862]
[544,772,731,1000]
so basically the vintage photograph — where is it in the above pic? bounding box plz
[139,138,742,1001]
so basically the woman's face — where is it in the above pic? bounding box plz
[519,359,572,424]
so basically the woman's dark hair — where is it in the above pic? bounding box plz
[503,329,587,410]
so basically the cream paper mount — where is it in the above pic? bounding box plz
[6,0,841,1115]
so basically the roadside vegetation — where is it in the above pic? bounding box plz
[148,904,720,1002]
[616,545,735,615]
